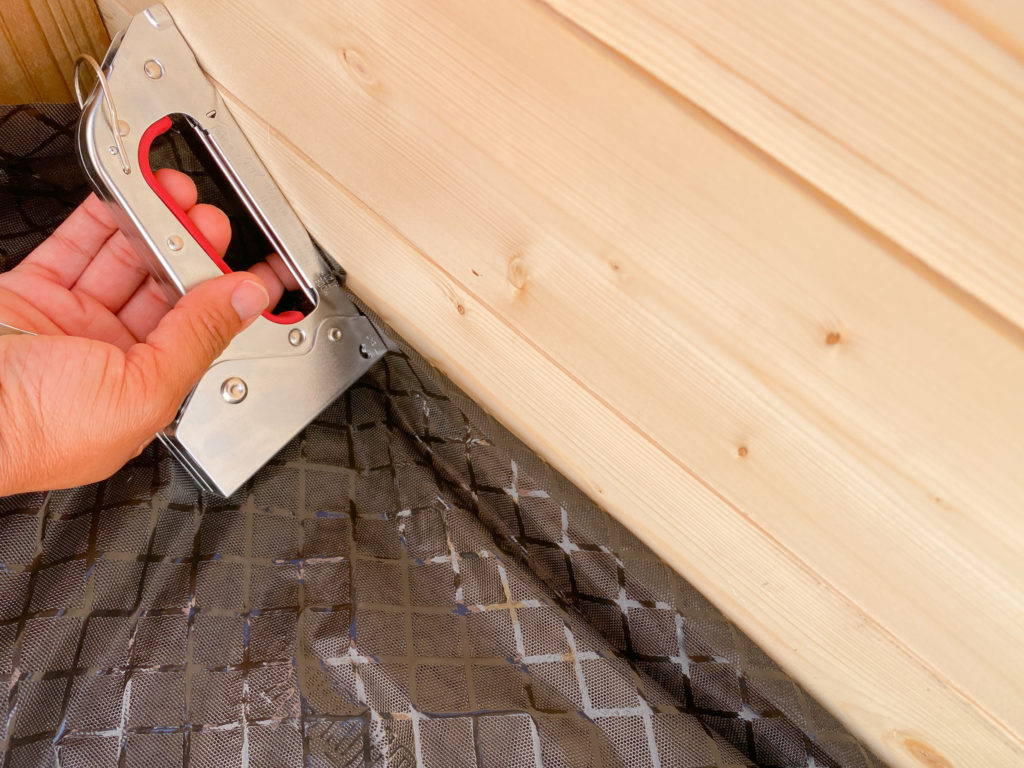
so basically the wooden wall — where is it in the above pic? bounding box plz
[95,1,1024,766]
[0,0,109,103]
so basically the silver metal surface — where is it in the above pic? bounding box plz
[0,322,33,337]
[75,4,390,496]
[220,377,247,404]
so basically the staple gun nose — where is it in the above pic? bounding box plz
[74,4,392,496]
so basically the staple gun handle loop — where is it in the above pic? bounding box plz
[74,54,131,175]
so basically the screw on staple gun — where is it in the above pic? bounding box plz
[72,4,393,497]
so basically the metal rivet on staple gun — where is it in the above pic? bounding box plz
[328,328,343,341]
[166,235,183,251]
[144,59,164,79]
[221,377,247,404]
[288,329,306,346]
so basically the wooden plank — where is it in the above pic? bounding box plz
[0,0,109,103]
[936,0,1024,60]
[93,0,131,35]
[95,0,1024,765]
[225,98,1023,768]
[538,0,1024,336]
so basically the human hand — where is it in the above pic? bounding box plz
[0,169,298,494]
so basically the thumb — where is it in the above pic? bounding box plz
[126,272,270,428]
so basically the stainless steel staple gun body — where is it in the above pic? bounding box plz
[75,4,390,496]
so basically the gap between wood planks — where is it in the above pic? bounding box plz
[0,0,109,103]
[536,0,1024,337]
[532,0,1024,354]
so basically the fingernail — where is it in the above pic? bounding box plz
[230,279,270,321]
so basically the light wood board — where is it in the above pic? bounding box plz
[97,1,1024,765]
[0,0,109,103]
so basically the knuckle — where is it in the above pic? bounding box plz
[135,388,176,433]
[187,309,231,357]
[125,347,174,429]
[151,399,181,431]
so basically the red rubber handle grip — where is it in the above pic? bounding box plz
[138,116,302,324]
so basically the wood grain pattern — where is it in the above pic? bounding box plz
[0,0,109,103]
[936,0,1024,60]
[540,0,1024,335]
[96,1,1024,765]
[230,105,1024,768]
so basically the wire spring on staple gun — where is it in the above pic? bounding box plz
[73,54,131,175]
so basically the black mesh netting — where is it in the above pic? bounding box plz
[0,104,885,768]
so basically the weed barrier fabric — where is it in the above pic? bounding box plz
[0,104,885,768]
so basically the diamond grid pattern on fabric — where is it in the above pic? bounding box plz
[0,105,89,270]
[0,105,885,768]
